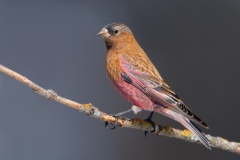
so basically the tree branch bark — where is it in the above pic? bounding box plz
[0,64,239,154]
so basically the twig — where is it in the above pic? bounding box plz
[0,64,239,154]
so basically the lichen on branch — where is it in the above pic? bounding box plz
[0,64,239,155]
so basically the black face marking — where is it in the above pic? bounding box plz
[104,23,132,36]
[106,27,115,35]
[105,41,112,50]
[121,73,132,84]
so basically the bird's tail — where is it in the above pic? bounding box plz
[155,108,211,149]
[175,113,211,149]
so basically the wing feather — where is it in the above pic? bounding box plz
[119,54,208,128]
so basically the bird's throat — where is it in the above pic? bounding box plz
[105,41,112,50]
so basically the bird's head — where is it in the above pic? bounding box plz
[97,23,133,49]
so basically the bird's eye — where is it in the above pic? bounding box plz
[114,30,119,34]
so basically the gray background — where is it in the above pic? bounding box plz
[0,0,240,159]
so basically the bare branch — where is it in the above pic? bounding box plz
[0,64,239,154]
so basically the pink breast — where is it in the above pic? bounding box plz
[113,79,155,111]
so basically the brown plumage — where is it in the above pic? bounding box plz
[98,23,211,149]
[105,28,160,82]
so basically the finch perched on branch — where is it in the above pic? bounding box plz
[97,23,211,149]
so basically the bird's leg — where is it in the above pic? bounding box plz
[105,109,133,130]
[105,105,142,130]
[144,111,156,137]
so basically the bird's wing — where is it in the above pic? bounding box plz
[119,54,208,129]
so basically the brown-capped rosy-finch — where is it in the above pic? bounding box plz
[97,23,211,149]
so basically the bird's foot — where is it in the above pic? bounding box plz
[105,115,120,130]
[105,109,132,130]
[144,111,156,137]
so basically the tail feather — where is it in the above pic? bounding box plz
[173,112,211,149]
[188,112,209,129]
[155,108,211,149]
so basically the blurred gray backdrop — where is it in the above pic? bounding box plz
[0,0,240,159]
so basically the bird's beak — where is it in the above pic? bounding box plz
[97,28,110,38]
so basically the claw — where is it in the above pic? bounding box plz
[144,111,156,137]
[144,131,148,137]
[105,115,119,130]
[104,109,132,130]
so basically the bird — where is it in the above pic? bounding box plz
[97,23,211,149]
